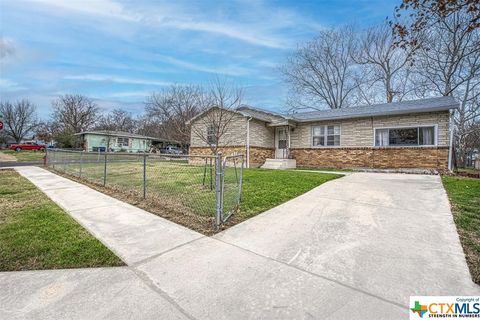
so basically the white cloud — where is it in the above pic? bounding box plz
[25,0,317,49]
[29,0,139,21]
[0,38,16,59]
[0,78,25,92]
[159,20,288,49]
[156,54,253,76]
[64,74,171,86]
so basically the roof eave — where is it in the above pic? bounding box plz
[293,105,457,123]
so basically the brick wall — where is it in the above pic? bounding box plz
[249,146,275,167]
[290,146,449,170]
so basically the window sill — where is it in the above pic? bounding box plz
[310,145,342,149]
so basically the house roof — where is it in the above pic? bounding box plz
[288,96,458,122]
[236,105,287,122]
[186,105,277,124]
[75,130,175,142]
[187,96,458,125]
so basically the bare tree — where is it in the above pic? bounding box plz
[51,94,99,147]
[0,99,38,143]
[136,115,160,139]
[416,13,480,97]
[282,25,359,111]
[145,84,203,147]
[414,12,480,166]
[95,108,137,133]
[190,78,243,154]
[353,22,416,103]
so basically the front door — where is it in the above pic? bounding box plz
[275,127,288,159]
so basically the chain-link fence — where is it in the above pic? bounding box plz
[46,149,243,229]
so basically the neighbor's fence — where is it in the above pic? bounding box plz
[46,149,243,229]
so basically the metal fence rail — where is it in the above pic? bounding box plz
[46,149,243,229]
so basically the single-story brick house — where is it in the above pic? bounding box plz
[189,96,458,171]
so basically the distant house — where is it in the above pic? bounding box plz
[75,131,176,152]
[188,96,458,171]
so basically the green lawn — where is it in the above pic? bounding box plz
[49,157,339,232]
[239,169,339,218]
[442,175,480,285]
[0,149,45,162]
[0,169,124,271]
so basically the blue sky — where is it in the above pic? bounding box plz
[0,0,397,118]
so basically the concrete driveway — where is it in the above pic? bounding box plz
[2,168,479,319]
[216,172,480,306]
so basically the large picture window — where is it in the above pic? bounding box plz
[312,125,340,147]
[375,126,435,146]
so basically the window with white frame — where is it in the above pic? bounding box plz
[117,137,130,147]
[312,125,340,147]
[375,126,436,146]
[207,126,217,145]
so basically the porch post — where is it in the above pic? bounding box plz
[287,125,291,159]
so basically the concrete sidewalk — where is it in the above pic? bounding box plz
[2,167,478,319]
[0,268,191,320]
[15,166,204,265]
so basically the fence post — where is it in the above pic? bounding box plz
[143,153,147,199]
[238,156,244,202]
[79,151,84,178]
[214,152,223,229]
[103,152,107,186]
[63,151,67,172]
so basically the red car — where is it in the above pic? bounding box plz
[9,142,46,151]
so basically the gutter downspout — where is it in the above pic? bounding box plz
[246,116,252,168]
[448,109,455,171]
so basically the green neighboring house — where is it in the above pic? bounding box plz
[75,131,172,152]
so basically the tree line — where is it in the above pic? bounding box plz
[0,78,242,151]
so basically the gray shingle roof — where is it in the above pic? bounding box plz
[236,105,287,122]
[288,96,458,122]
[189,97,458,125]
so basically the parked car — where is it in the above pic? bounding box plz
[9,142,46,151]
[160,146,183,155]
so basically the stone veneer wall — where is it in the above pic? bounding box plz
[248,119,274,148]
[190,111,247,147]
[290,146,449,171]
[189,146,274,168]
[249,146,275,167]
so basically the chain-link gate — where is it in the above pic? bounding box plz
[214,153,244,228]
[46,149,244,230]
